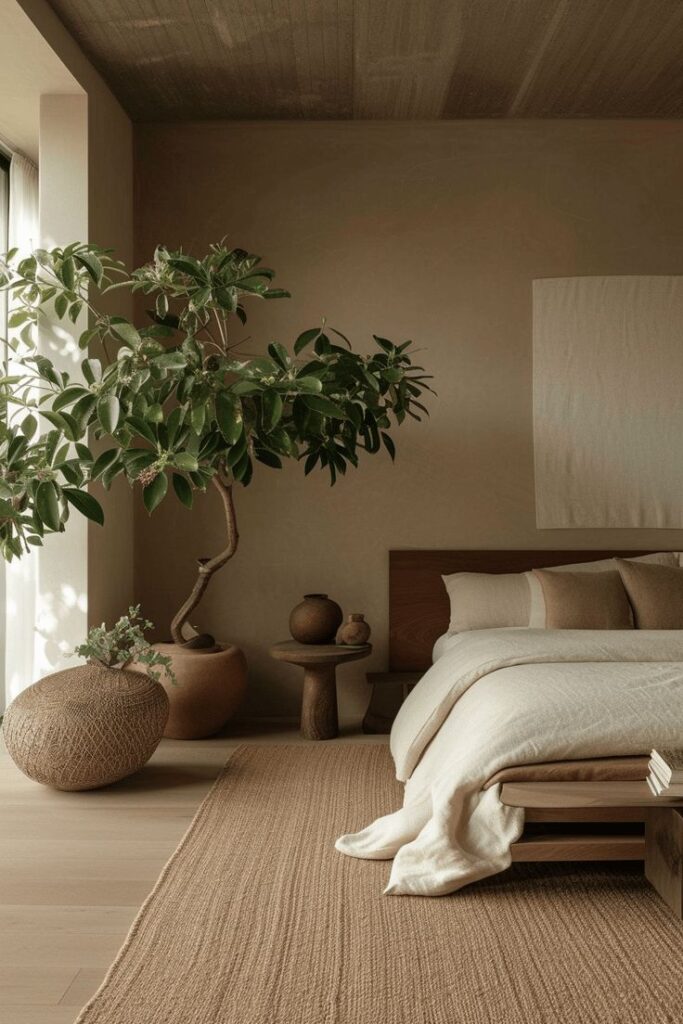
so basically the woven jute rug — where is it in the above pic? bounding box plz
[77,744,683,1024]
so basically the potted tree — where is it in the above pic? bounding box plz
[0,242,432,736]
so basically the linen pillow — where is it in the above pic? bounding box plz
[442,553,678,634]
[441,572,530,633]
[532,569,634,630]
[615,559,683,628]
[526,552,679,627]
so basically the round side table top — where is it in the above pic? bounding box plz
[269,641,372,666]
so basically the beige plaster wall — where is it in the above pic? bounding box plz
[134,120,683,723]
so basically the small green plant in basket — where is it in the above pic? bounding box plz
[73,605,176,683]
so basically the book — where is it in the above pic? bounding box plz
[647,766,683,798]
[650,748,683,786]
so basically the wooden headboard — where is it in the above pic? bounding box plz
[388,549,657,672]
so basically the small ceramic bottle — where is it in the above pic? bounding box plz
[336,613,371,646]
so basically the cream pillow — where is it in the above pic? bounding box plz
[442,572,530,633]
[527,552,678,627]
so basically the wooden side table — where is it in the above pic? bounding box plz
[270,641,372,740]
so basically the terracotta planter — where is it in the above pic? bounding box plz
[152,642,248,739]
[2,664,169,790]
[289,593,343,644]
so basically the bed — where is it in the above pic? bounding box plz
[337,550,683,911]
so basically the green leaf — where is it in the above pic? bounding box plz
[74,251,103,284]
[302,394,347,420]
[52,385,90,412]
[110,320,141,346]
[172,473,193,508]
[90,448,120,480]
[61,256,76,290]
[255,448,282,469]
[303,451,319,475]
[226,432,247,469]
[232,452,253,485]
[155,351,186,370]
[82,358,102,384]
[191,403,205,435]
[143,472,168,514]
[54,293,68,320]
[147,403,164,423]
[8,308,32,328]
[75,443,94,462]
[63,488,104,525]
[215,392,243,444]
[36,481,61,531]
[329,327,352,349]
[293,375,323,394]
[174,452,198,472]
[97,395,121,434]
[267,342,290,370]
[294,328,321,355]
[21,413,37,440]
[231,379,261,396]
[68,300,84,324]
[128,416,157,445]
[373,335,395,354]
[381,432,396,461]
[261,390,283,431]
[263,288,290,300]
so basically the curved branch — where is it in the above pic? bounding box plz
[170,471,239,644]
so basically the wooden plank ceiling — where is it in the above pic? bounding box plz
[47,0,683,120]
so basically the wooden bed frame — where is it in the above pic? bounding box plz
[387,550,683,914]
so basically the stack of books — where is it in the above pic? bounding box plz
[647,748,683,797]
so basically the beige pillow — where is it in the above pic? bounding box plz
[532,569,634,630]
[527,552,679,627]
[442,553,678,634]
[616,559,683,629]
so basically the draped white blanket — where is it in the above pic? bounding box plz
[336,629,683,896]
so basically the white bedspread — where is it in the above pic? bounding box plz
[336,629,683,896]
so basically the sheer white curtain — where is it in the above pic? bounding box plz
[5,153,39,706]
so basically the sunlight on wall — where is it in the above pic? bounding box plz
[5,94,89,700]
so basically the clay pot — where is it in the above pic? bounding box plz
[289,593,343,644]
[151,642,248,739]
[337,613,371,646]
[3,664,169,790]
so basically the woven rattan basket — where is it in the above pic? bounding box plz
[3,663,169,790]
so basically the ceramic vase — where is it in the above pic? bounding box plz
[289,593,343,644]
[337,613,371,645]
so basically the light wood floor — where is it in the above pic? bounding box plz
[0,721,386,1023]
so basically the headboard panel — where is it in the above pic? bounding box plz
[388,549,656,672]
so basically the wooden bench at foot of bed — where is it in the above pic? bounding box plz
[499,779,683,919]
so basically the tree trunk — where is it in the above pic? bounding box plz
[170,472,239,644]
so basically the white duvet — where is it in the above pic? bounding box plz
[336,629,683,896]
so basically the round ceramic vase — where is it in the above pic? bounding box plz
[289,594,343,644]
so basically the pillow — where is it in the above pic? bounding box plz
[615,559,683,628]
[441,573,530,633]
[532,569,634,630]
[527,552,679,627]
[442,553,678,633]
